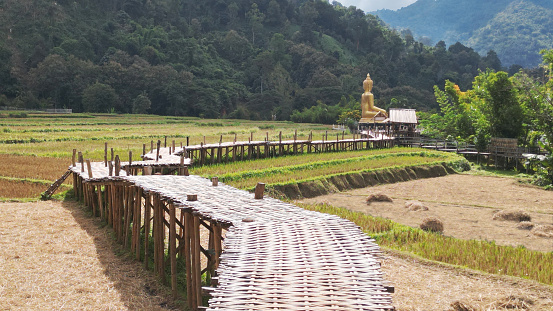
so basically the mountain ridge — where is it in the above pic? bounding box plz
[374,0,553,67]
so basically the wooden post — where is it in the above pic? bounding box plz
[72,149,76,167]
[213,223,222,271]
[143,144,146,157]
[135,187,142,260]
[111,148,114,161]
[169,203,177,298]
[184,212,193,309]
[86,159,93,179]
[180,154,185,175]
[129,150,132,166]
[156,140,161,162]
[97,185,103,219]
[212,177,219,186]
[164,136,167,148]
[78,152,84,173]
[108,161,113,176]
[144,193,151,269]
[254,182,265,199]
[151,140,154,153]
[186,136,189,146]
[144,166,152,175]
[114,155,120,176]
[172,140,176,153]
[104,143,108,167]
[193,216,201,307]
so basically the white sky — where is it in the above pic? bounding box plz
[335,0,418,11]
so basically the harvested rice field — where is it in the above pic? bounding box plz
[301,174,553,253]
[1,199,552,310]
[0,201,176,310]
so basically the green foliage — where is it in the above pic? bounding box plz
[82,82,119,113]
[0,0,509,120]
[376,0,553,68]
[132,93,151,114]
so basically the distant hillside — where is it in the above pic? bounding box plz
[374,0,553,67]
[0,0,501,118]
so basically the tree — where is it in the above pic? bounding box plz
[82,82,119,113]
[247,3,265,45]
[473,70,523,139]
[132,92,151,114]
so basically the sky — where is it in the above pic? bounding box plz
[334,0,418,12]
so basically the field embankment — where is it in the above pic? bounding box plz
[191,148,469,198]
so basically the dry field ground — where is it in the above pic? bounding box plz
[0,201,177,311]
[1,174,553,310]
[300,174,553,310]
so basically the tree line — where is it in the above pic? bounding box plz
[0,0,503,120]
[419,50,553,186]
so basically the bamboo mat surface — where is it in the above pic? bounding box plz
[140,147,192,166]
[124,175,393,310]
[69,161,128,179]
[73,168,393,310]
[209,220,392,310]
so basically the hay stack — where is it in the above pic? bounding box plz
[450,301,476,311]
[420,217,444,233]
[492,210,531,222]
[493,295,533,309]
[366,193,393,204]
[404,200,428,211]
[531,225,553,238]
[516,221,534,230]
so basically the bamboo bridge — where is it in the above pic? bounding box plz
[51,136,396,310]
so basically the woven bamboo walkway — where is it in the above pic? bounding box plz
[69,169,393,310]
[55,136,398,310]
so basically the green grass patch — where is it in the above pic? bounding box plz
[192,149,463,190]
[299,202,553,285]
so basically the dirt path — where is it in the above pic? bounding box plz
[0,201,175,311]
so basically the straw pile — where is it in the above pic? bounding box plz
[516,221,534,230]
[420,217,444,233]
[492,210,531,222]
[531,225,553,238]
[366,193,393,204]
[404,200,428,211]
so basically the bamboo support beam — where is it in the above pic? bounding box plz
[169,204,178,298]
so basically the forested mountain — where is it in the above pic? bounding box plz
[374,0,553,68]
[0,0,502,120]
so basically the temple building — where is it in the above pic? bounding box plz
[358,73,419,138]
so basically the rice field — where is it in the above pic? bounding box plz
[0,113,344,199]
[195,151,455,189]
[300,202,553,286]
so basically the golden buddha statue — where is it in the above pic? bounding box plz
[359,73,387,123]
